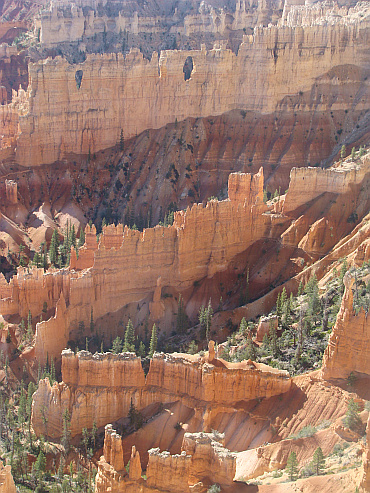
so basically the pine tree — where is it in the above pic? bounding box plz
[340,144,346,159]
[137,341,146,358]
[19,319,25,339]
[18,386,27,432]
[78,227,85,248]
[124,319,135,352]
[149,324,157,358]
[120,129,124,151]
[351,147,356,161]
[282,295,292,329]
[239,317,248,336]
[269,322,280,357]
[276,292,282,320]
[344,398,361,431]
[90,308,94,332]
[199,299,214,342]
[61,409,71,453]
[27,310,32,335]
[43,242,48,270]
[245,338,257,361]
[306,275,320,330]
[297,281,304,296]
[71,224,76,249]
[111,336,123,354]
[311,447,325,475]
[33,450,46,480]
[49,229,59,266]
[286,451,298,481]
[176,295,188,334]
[245,268,249,304]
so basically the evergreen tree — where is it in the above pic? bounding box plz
[199,299,213,342]
[124,319,135,352]
[120,129,124,151]
[71,224,76,248]
[176,295,188,334]
[91,420,98,449]
[90,308,94,333]
[18,386,27,432]
[245,338,257,361]
[42,242,48,270]
[33,450,46,481]
[78,227,85,248]
[27,310,32,332]
[344,398,362,431]
[239,317,248,337]
[297,281,304,296]
[340,144,346,159]
[149,324,157,358]
[111,336,123,354]
[49,229,59,266]
[305,274,320,330]
[19,319,25,338]
[286,451,298,481]
[61,409,71,454]
[351,147,356,161]
[276,292,282,320]
[137,341,146,358]
[269,322,280,357]
[282,294,293,329]
[311,447,325,475]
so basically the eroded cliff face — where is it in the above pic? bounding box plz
[0,461,16,493]
[0,3,367,167]
[95,427,237,493]
[2,169,276,362]
[322,276,370,380]
[1,152,369,365]
[31,347,291,438]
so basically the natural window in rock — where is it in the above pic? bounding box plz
[183,56,193,81]
[75,70,83,89]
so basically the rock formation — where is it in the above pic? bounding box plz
[1,151,369,365]
[95,426,237,493]
[0,3,366,166]
[3,169,278,363]
[31,346,291,438]
[322,275,370,380]
[361,414,370,491]
[0,461,16,493]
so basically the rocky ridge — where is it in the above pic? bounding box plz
[31,345,291,438]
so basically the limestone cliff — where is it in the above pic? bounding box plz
[95,426,237,493]
[1,151,369,365]
[3,169,276,363]
[0,4,367,166]
[0,461,16,493]
[322,276,370,380]
[31,347,291,438]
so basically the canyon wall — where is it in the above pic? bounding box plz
[3,169,281,363]
[0,4,367,166]
[1,154,369,365]
[31,347,291,438]
[95,426,237,493]
[322,276,370,380]
[283,162,370,214]
[40,0,284,47]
